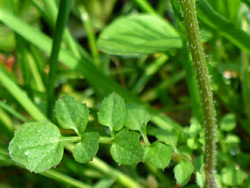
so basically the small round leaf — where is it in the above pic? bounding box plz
[56,95,89,135]
[219,113,236,132]
[174,159,194,186]
[98,93,127,131]
[110,129,143,165]
[9,121,63,173]
[125,103,151,132]
[144,142,173,169]
[73,132,99,163]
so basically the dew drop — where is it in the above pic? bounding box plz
[25,151,30,156]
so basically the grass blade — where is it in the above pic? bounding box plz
[0,68,47,121]
[197,0,250,55]
[0,8,183,132]
[47,0,72,119]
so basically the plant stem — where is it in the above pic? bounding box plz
[47,0,72,120]
[178,0,217,187]
[98,137,113,144]
[60,136,81,143]
[79,5,100,67]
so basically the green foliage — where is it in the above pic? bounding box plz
[144,142,172,169]
[155,129,178,148]
[219,113,236,131]
[56,95,89,135]
[221,166,245,186]
[98,93,127,132]
[125,103,151,132]
[1,0,250,187]
[110,129,144,165]
[97,14,182,55]
[174,159,194,186]
[9,122,63,173]
[73,132,99,163]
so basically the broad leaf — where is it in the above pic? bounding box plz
[9,122,63,173]
[221,166,245,186]
[110,129,144,165]
[56,95,88,135]
[98,93,127,132]
[97,14,182,56]
[73,132,99,163]
[144,142,172,169]
[219,113,236,131]
[125,103,151,132]
[174,159,194,186]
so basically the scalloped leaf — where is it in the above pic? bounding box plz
[73,132,99,163]
[98,93,127,132]
[9,121,63,173]
[125,103,151,132]
[110,129,143,165]
[56,95,88,135]
[174,159,194,186]
[144,142,173,169]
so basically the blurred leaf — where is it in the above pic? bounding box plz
[93,178,115,188]
[155,129,178,148]
[9,121,63,173]
[110,129,143,165]
[197,0,250,55]
[221,166,245,186]
[98,93,127,132]
[196,170,205,188]
[187,138,198,150]
[144,142,172,169]
[220,113,236,131]
[97,14,182,56]
[73,132,99,163]
[125,103,151,132]
[56,95,89,135]
[194,155,203,172]
[188,117,202,137]
[174,159,194,186]
[0,25,15,51]
[225,134,240,144]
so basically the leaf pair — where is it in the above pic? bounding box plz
[98,93,150,136]
[9,96,97,173]
[98,93,173,169]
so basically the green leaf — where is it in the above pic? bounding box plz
[97,14,182,56]
[110,129,144,165]
[196,170,205,188]
[155,129,178,148]
[73,132,99,163]
[194,155,203,172]
[221,166,245,186]
[144,142,172,169]
[174,159,194,186]
[225,134,240,144]
[98,93,127,132]
[9,121,63,173]
[0,8,183,134]
[187,138,199,150]
[197,0,250,55]
[125,103,151,132]
[219,113,236,131]
[56,95,89,135]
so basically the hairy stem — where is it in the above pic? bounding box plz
[179,0,217,187]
